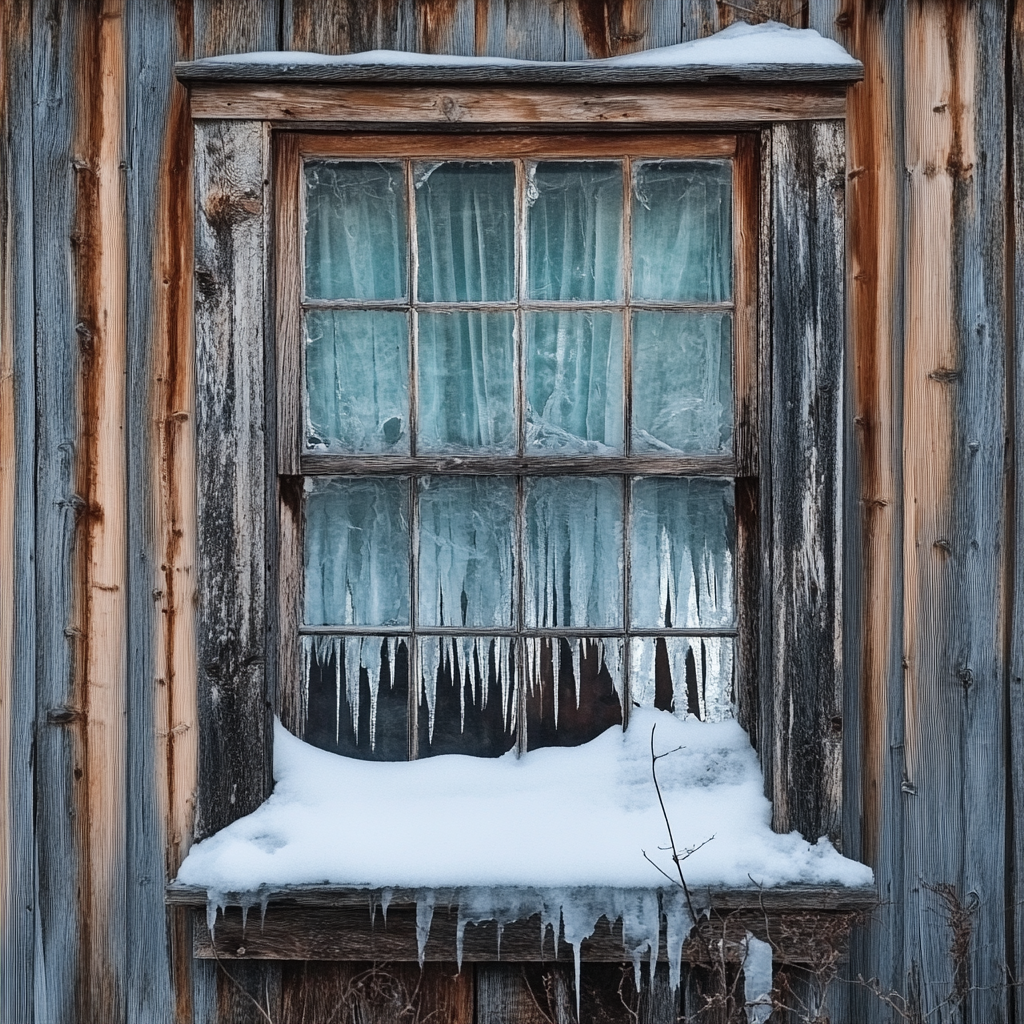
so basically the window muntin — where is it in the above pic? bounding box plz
[279,135,754,762]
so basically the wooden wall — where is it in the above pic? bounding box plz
[0,1,1021,1022]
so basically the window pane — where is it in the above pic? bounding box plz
[418,476,516,628]
[305,310,409,453]
[631,311,732,454]
[304,478,410,626]
[630,636,734,723]
[305,161,406,300]
[415,162,515,302]
[526,161,622,301]
[417,311,516,453]
[630,478,734,629]
[523,636,623,750]
[303,635,409,760]
[419,636,517,757]
[525,311,623,454]
[631,160,731,302]
[525,477,623,628]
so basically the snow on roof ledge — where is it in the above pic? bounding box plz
[175,21,863,86]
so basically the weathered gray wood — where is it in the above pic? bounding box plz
[417,0,476,55]
[193,0,280,58]
[175,55,864,85]
[766,120,846,845]
[283,0,415,53]
[484,0,565,60]
[680,0,718,42]
[193,119,273,840]
[564,0,683,61]
[477,964,574,1023]
[0,3,37,1023]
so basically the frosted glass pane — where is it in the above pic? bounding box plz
[415,162,515,302]
[526,162,622,301]
[304,478,410,626]
[630,637,734,723]
[418,311,516,453]
[631,311,732,454]
[525,477,623,628]
[632,160,731,302]
[418,476,515,628]
[305,161,406,300]
[630,477,734,629]
[525,312,623,455]
[305,310,409,453]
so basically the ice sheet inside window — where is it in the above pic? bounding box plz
[418,636,517,757]
[630,637,734,723]
[526,162,622,301]
[304,161,406,301]
[417,476,516,628]
[417,311,516,453]
[525,477,623,628]
[304,310,409,453]
[525,311,623,454]
[415,162,515,302]
[631,311,732,454]
[630,477,734,629]
[304,478,410,626]
[302,635,409,760]
[631,160,732,302]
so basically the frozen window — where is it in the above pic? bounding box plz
[295,146,745,759]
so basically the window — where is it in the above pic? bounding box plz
[275,133,757,762]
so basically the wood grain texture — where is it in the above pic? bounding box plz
[766,120,845,845]
[193,119,273,841]
[564,0,682,61]
[0,3,36,1021]
[193,0,280,58]
[284,0,415,54]
[483,0,564,60]
[189,82,849,124]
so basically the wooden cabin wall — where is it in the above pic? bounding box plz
[1,1,1022,1022]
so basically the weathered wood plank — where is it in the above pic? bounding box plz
[283,0,415,54]
[188,82,849,124]
[193,0,279,58]
[484,0,565,60]
[193,119,273,842]
[564,0,682,61]
[766,120,845,844]
[417,0,476,56]
[477,964,574,1023]
[0,1,37,1020]
[176,56,864,85]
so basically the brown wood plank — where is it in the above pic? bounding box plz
[765,119,846,844]
[193,119,273,839]
[283,0,415,54]
[564,0,682,61]
[483,0,565,60]
[476,963,574,1023]
[417,0,476,56]
[193,0,280,58]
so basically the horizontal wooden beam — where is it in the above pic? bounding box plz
[189,84,848,125]
[176,58,863,88]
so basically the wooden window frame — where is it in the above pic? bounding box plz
[274,131,758,758]
[179,71,868,958]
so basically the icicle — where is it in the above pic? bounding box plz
[380,888,393,924]
[498,636,510,731]
[571,638,582,710]
[619,890,660,994]
[416,893,435,968]
[259,891,270,929]
[599,637,625,715]
[205,889,228,938]
[666,638,691,719]
[496,921,504,960]
[460,636,477,709]
[479,639,489,711]
[742,932,773,1024]
[552,640,560,730]
[457,637,467,734]
[456,915,468,972]
[560,899,598,1020]
[344,636,361,743]
[240,902,249,935]
[332,637,343,745]
[662,886,705,993]
[421,636,441,744]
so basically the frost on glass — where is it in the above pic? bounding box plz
[525,311,623,454]
[526,162,622,301]
[304,310,409,453]
[302,635,408,759]
[631,312,732,454]
[304,161,406,301]
[304,478,410,626]
[417,311,516,453]
[525,477,623,628]
[630,637,734,723]
[630,477,734,629]
[418,476,515,628]
[419,636,517,757]
[415,162,515,302]
[631,160,731,302]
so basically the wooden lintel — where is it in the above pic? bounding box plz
[189,84,847,125]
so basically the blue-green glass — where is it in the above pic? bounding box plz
[525,311,623,454]
[417,311,516,453]
[415,162,515,302]
[304,161,406,300]
[304,478,410,627]
[304,310,409,453]
[526,162,622,301]
[631,311,732,454]
[632,161,731,302]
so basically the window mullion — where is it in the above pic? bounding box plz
[621,157,634,723]
[406,159,420,759]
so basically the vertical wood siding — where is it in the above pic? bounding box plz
[3,1,1024,1022]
